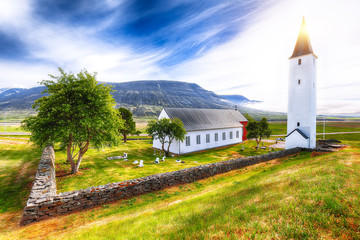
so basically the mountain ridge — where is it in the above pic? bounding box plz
[0,80,277,117]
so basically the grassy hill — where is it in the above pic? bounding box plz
[0,133,359,239]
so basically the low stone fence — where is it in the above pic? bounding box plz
[20,146,56,225]
[20,147,303,226]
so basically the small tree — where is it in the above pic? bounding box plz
[246,117,272,149]
[117,107,136,142]
[22,68,122,174]
[146,118,186,156]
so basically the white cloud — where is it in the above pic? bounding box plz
[1,0,360,115]
[0,1,169,88]
[0,0,33,29]
[167,0,360,114]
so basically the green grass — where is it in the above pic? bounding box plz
[0,110,35,123]
[0,125,29,133]
[0,138,41,212]
[55,140,275,192]
[269,121,360,136]
[0,136,359,239]
[45,144,359,239]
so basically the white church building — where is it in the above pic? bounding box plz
[285,18,317,149]
[153,108,248,154]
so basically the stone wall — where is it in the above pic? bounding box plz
[20,146,56,225]
[20,147,303,226]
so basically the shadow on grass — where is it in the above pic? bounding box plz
[0,148,42,213]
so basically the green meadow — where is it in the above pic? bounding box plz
[269,121,360,135]
[55,140,274,192]
[0,121,359,239]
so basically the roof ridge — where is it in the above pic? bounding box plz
[286,128,309,139]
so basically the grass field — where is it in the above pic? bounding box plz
[0,125,29,133]
[55,140,274,192]
[269,121,360,142]
[0,137,359,239]
[0,122,359,239]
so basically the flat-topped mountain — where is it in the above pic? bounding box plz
[0,80,270,117]
[106,80,231,111]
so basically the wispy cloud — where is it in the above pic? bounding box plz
[167,0,360,114]
[0,0,359,114]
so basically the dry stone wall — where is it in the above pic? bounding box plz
[20,147,303,226]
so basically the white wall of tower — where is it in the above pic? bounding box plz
[286,53,317,149]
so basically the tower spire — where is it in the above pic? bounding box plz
[290,17,316,58]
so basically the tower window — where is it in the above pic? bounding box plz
[298,79,301,85]
[298,59,301,65]
[297,122,300,127]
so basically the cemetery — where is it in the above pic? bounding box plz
[54,140,276,193]
[20,142,301,225]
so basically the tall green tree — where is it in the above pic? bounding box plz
[246,117,272,149]
[22,68,122,174]
[117,107,136,142]
[146,118,186,157]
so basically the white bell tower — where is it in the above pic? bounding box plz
[285,17,317,149]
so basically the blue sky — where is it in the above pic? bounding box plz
[1,0,360,114]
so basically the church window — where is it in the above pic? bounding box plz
[298,79,301,85]
[297,122,300,127]
[196,135,201,144]
[186,136,190,146]
[222,132,226,140]
[236,131,239,138]
[215,133,218,142]
[230,131,233,139]
[298,59,301,65]
[206,134,210,143]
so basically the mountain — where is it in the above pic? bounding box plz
[0,81,232,114]
[0,87,45,109]
[105,81,234,115]
[0,80,283,118]
[220,94,262,105]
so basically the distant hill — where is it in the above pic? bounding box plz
[105,81,233,115]
[0,87,46,110]
[0,80,283,118]
[220,94,262,105]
